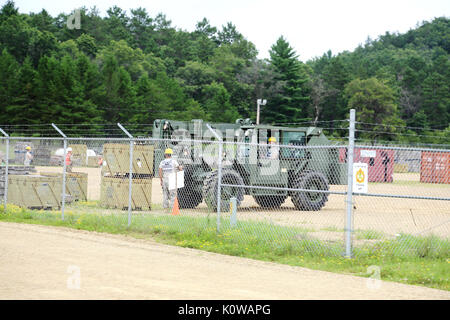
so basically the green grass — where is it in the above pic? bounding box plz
[0,203,449,291]
[356,229,385,240]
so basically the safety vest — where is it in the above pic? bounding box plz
[66,153,72,166]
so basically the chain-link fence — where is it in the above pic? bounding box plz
[0,112,449,258]
[349,144,450,257]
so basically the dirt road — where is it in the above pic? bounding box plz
[0,222,448,300]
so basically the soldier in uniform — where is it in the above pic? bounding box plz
[66,147,73,172]
[266,137,279,159]
[159,148,183,210]
[24,146,33,166]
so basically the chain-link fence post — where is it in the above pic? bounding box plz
[217,140,223,233]
[206,124,223,233]
[0,128,9,210]
[118,123,134,227]
[52,124,67,220]
[345,109,356,258]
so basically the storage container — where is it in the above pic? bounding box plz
[420,151,450,184]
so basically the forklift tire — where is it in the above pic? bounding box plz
[253,195,287,208]
[291,171,329,211]
[177,165,203,209]
[177,187,203,209]
[203,169,244,212]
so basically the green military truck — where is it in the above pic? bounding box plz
[151,118,346,211]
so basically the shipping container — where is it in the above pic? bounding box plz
[420,151,450,184]
[339,147,394,182]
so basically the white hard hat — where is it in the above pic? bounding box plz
[67,147,73,152]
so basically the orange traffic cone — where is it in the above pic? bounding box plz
[171,197,180,215]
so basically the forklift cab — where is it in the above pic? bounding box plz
[236,126,308,194]
[280,131,306,159]
[237,126,307,161]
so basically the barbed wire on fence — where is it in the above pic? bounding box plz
[355,121,450,132]
[273,119,349,126]
[355,129,450,140]
[353,138,450,148]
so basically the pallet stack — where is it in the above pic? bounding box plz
[0,166,90,209]
[0,166,37,199]
[32,146,51,166]
[0,166,71,210]
[13,142,33,165]
[10,141,54,166]
[100,143,154,210]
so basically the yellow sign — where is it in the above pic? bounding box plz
[356,168,365,183]
[353,163,368,193]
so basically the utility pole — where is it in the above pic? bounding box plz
[256,99,267,125]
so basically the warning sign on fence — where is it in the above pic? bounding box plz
[353,163,368,194]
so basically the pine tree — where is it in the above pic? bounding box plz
[5,57,38,128]
[0,49,19,124]
[99,55,136,124]
[421,55,450,128]
[263,36,311,124]
[320,55,351,129]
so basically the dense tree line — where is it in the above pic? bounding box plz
[0,1,448,143]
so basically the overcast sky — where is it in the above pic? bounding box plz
[11,0,450,61]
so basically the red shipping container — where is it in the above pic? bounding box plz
[420,152,450,184]
[339,147,348,163]
[339,147,394,182]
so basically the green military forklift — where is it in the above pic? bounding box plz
[152,119,346,211]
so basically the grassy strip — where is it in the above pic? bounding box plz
[0,203,448,291]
